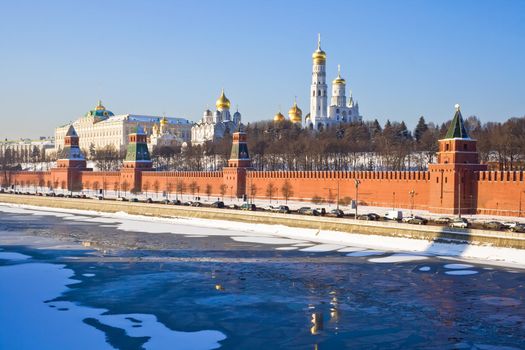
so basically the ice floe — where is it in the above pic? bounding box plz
[419,266,431,272]
[346,250,385,257]
[368,254,428,263]
[444,263,474,269]
[445,270,479,276]
[0,260,226,350]
[299,244,346,252]
[0,252,31,261]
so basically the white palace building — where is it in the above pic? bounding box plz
[55,101,192,154]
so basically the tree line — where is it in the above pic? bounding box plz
[2,114,524,173]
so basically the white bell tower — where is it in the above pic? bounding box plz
[309,34,328,128]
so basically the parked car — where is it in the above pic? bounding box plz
[56,193,65,198]
[278,205,291,214]
[116,197,127,201]
[434,217,452,225]
[45,191,56,197]
[191,201,202,207]
[161,199,171,204]
[297,207,312,215]
[228,204,240,210]
[211,201,225,208]
[357,213,380,221]
[449,218,470,228]
[510,224,525,233]
[171,199,182,205]
[303,208,320,216]
[403,216,428,225]
[385,210,403,221]
[315,208,327,216]
[240,203,256,211]
[144,198,153,203]
[483,221,504,230]
[264,205,278,211]
[329,209,344,218]
[502,222,518,229]
[130,198,139,202]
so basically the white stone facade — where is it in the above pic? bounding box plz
[191,91,241,146]
[305,35,361,131]
[55,102,191,154]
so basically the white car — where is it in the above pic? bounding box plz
[449,218,469,228]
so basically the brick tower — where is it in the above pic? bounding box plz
[223,127,251,198]
[53,125,87,192]
[428,104,487,214]
[121,125,152,194]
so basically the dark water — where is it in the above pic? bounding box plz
[0,207,524,350]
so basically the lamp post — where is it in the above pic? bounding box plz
[354,179,361,219]
[457,172,462,219]
[409,189,416,216]
[520,191,525,217]
[392,192,396,210]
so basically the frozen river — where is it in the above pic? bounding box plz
[0,204,524,349]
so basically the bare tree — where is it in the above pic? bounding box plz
[153,180,160,198]
[266,182,276,203]
[143,181,150,197]
[189,181,198,199]
[219,183,227,200]
[281,180,294,204]
[121,180,129,197]
[205,183,212,200]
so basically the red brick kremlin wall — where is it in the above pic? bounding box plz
[3,166,525,217]
[246,170,431,210]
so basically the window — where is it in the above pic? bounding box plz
[463,143,467,150]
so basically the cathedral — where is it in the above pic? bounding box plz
[306,35,361,130]
[191,90,242,145]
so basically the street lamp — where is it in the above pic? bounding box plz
[409,189,416,216]
[392,192,396,210]
[520,191,525,217]
[354,179,361,219]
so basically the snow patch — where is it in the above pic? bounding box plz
[346,250,386,257]
[444,263,474,270]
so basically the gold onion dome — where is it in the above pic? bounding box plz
[274,111,285,122]
[95,100,106,111]
[312,33,326,64]
[333,65,345,85]
[216,89,231,110]
[160,116,168,125]
[288,100,302,123]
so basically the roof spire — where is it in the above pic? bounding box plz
[317,33,321,50]
[337,64,341,76]
[445,103,470,139]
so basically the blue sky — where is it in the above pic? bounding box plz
[0,0,524,140]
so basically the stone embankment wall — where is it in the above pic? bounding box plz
[1,194,524,249]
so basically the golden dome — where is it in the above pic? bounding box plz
[216,89,231,110]
[273,111,285,122]
[160,116,168,125]
[332,64,346,85]
[95,100,105,111]
[288,100,302,123]
[312,33,326,64]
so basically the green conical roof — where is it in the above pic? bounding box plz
[445,104,470,139]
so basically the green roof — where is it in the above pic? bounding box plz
[125,142,151,162]
[445,106,470,139]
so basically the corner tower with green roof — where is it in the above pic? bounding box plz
[428,104,487,215]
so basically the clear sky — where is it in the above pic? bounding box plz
[1,0,524,140]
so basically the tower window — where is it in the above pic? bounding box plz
[445,144,450,151]
[464,143,467,150]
